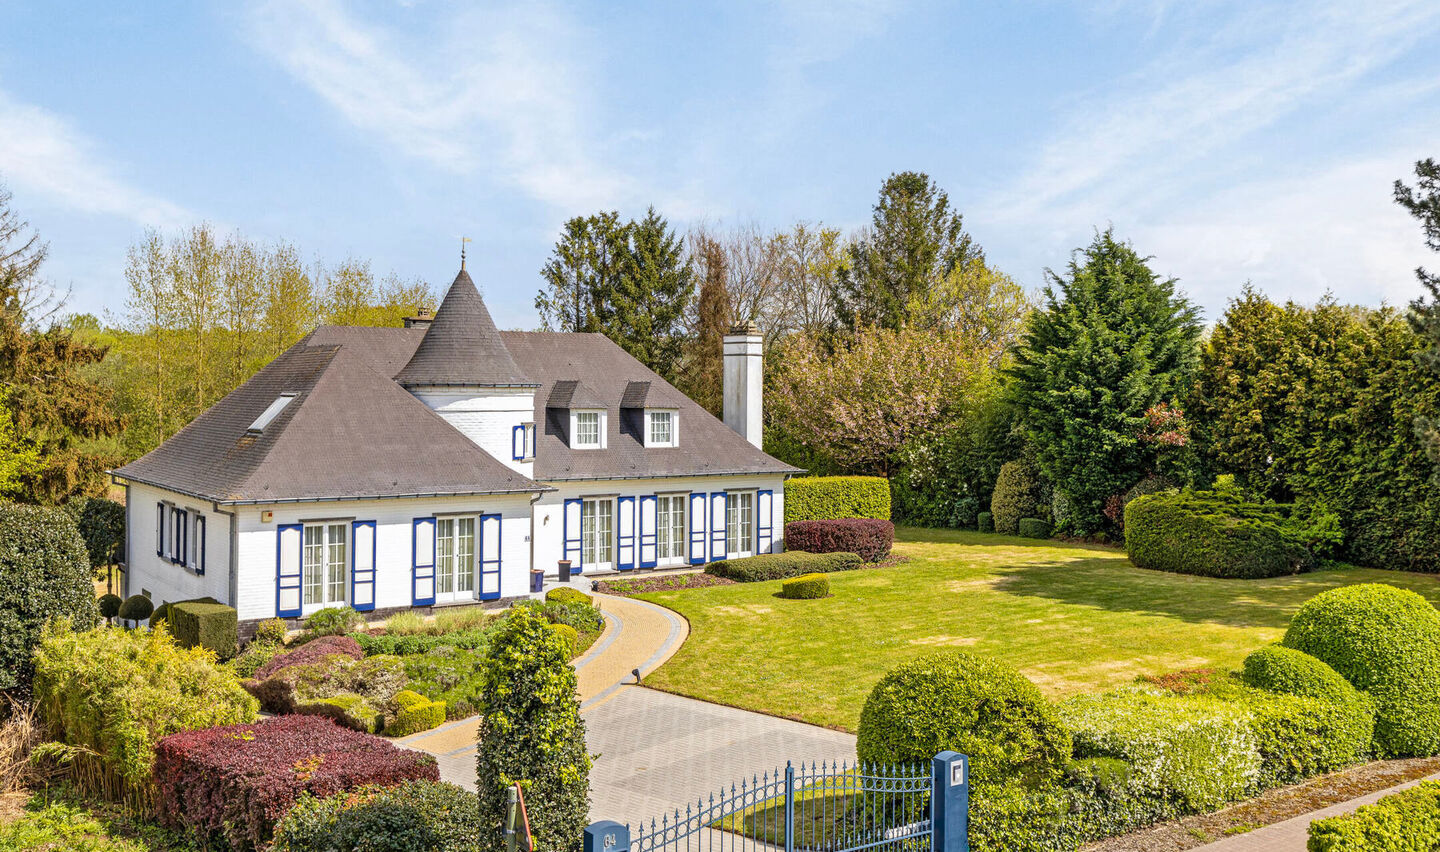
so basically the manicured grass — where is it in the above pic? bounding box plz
[638,527,1440,732]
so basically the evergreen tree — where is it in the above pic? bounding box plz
[1396,158,1440,465]
[610,208,693,381]
[0,186,119,503]
[832,171,984,330]
[1006,230,1201,534]
[475,605,589,852]
[535,211,628,333]
[680,234,730,416]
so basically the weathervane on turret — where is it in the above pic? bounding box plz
[460,236,472,270]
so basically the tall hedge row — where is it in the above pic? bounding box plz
[0,502,99,691]
[1124,492,1313,579]
[784,476,891,524]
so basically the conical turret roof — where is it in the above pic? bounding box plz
[395,269,536,388]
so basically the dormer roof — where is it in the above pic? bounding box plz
[395,269,537,388]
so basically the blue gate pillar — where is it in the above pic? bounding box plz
[931,752,969,852]
[584,820,631,852]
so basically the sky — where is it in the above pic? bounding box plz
[1,0,1438,330]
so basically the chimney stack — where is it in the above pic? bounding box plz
[403,307,434,329]
[722,322,763,448]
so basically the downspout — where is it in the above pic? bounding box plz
[529,491,544,595]
[211,501,239,609]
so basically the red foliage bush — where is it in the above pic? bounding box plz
[251,635,362,681]
[784,518,895,562]
[153,714,437,850]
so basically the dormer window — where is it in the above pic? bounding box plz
[572,410,605,449]
[646,409,678,448]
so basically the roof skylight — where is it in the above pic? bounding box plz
[247,394,297,434]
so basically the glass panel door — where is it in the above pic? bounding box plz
[656,495,686,565]
[303,523,348,611]
[582,498,614,571]
[436,517,477,603]
[726,492,755,558]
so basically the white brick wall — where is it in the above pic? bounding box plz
[124,482,233,610]
[410,387,536,477]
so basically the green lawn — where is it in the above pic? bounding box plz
[638,527,1440,732]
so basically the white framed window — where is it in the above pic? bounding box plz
[436,516,477,602]
[572,410,605,449]
[656,494,686,564]
[646,409,678,448]
[523,423,536,459]
[188,512,205,571]
[303,522,348,610]
[582,497,614,570]
[726,492,755,558]
[512,423,537,461]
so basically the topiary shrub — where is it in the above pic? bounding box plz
[705,551,862,582]
[0,503,99,692]
[297,693,383,734]
[476,605,589,852]
[546,622,579,658]
[32,622,258,810]
[857,651,1071,788]
[273,780,482,852]
[1017,518,1052,539]
[1059,688,1260,814]
[168,602,238,661]
[1307,780,1440,850]
[154,715,438,851]
[97,593,122,621]
[303,606,364,637]
[149,596,219,629]
[779,573,830,600]
[785,476,891,523]
[545,587,592,608]
[990,461,1043,535]
[68,496,126,569]
[1124,491,1323,579]
[253,617,289,647]
[1205,678,1372,787]
[977,512,994,533]
[1241,645,1369,708]
[387,690,446,737]
[118,594,154,624]
[784,518,894,562]
[1282,584,1440,757]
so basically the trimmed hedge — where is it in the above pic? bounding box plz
[780,573,830,600]
[32,623,258,810]
[154,715,438,851]
[1241,645,1370,709]
[705,551,863,582]
[1207,680,1372,787]
[1059,688,1260,813]
[545,587,592,607]
[1307,780,1440,851]
[118,594,154,623]
[977,511,994,533]
[857,651,1071,788]
[1282,584,1440,757]
[1124,491,1321,579]
[388,690,446,737]
[1017,517,1052,539]
[785,518,894,562]
[0,503,99,691]
[149,596,219,629]
[273,780,483,852]
[990,460,1043,536]
[169,601,238,661]
[547,622,579,658]
[785,476,891,523]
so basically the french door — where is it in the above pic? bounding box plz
[436,517,476,603]
[656,495,687,566]
[726,492,755,558]
[582,497,614,572]
[303,522,348,611]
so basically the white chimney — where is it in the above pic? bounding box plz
[723,323,763,448]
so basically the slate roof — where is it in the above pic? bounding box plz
[394,269,536,388]
[114,327,547,504]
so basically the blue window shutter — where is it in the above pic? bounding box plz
[688,493,707,564]
[351,520,377,611]
[710,492,727,562]
[757,490,773,555]
[512,425,525,460]
[479,514,502,600]
[638,495,658,569]
[617,496,636,571]
[276,524,303,618]
[563,498,583,569]
[412,518,436,606]
[194,515,206,575]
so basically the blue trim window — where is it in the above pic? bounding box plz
[512,423,537,461]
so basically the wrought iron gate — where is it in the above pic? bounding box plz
[584,752,969,852]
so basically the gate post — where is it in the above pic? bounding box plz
[783,762,796,852]
[584,820,631,852]
[931,752,969,852]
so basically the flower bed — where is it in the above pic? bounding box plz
[154,714,438,851]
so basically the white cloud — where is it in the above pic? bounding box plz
[245,0,631,212]
[0,87,190,228]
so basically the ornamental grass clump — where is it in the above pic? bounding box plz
[154,714,438,851]
[1282,584,1440,757]
[31,622,258,812]
[476,604,589,852]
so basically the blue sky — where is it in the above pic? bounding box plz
[2,0,1438,329]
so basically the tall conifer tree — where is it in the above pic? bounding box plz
[1397,158,1440,465]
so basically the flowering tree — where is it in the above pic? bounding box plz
[770,326,998,475]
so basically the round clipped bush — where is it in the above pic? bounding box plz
[784,518,894,562]
[977,511,994,533]
[1241,645,1366,708]
[990,461,1043,535]
[545,587,592,608]
[1124,492,1309,579]
[1282,584,1440,757]
[118,593,155,623]
[546,622,579,658]
[303,606,364,637]
[1017,517,1052,539]
[0,502,99,691]
[780,573,830,599]
[857,651,1072,787]
[253,617,288,647]
[97,593,122,620]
